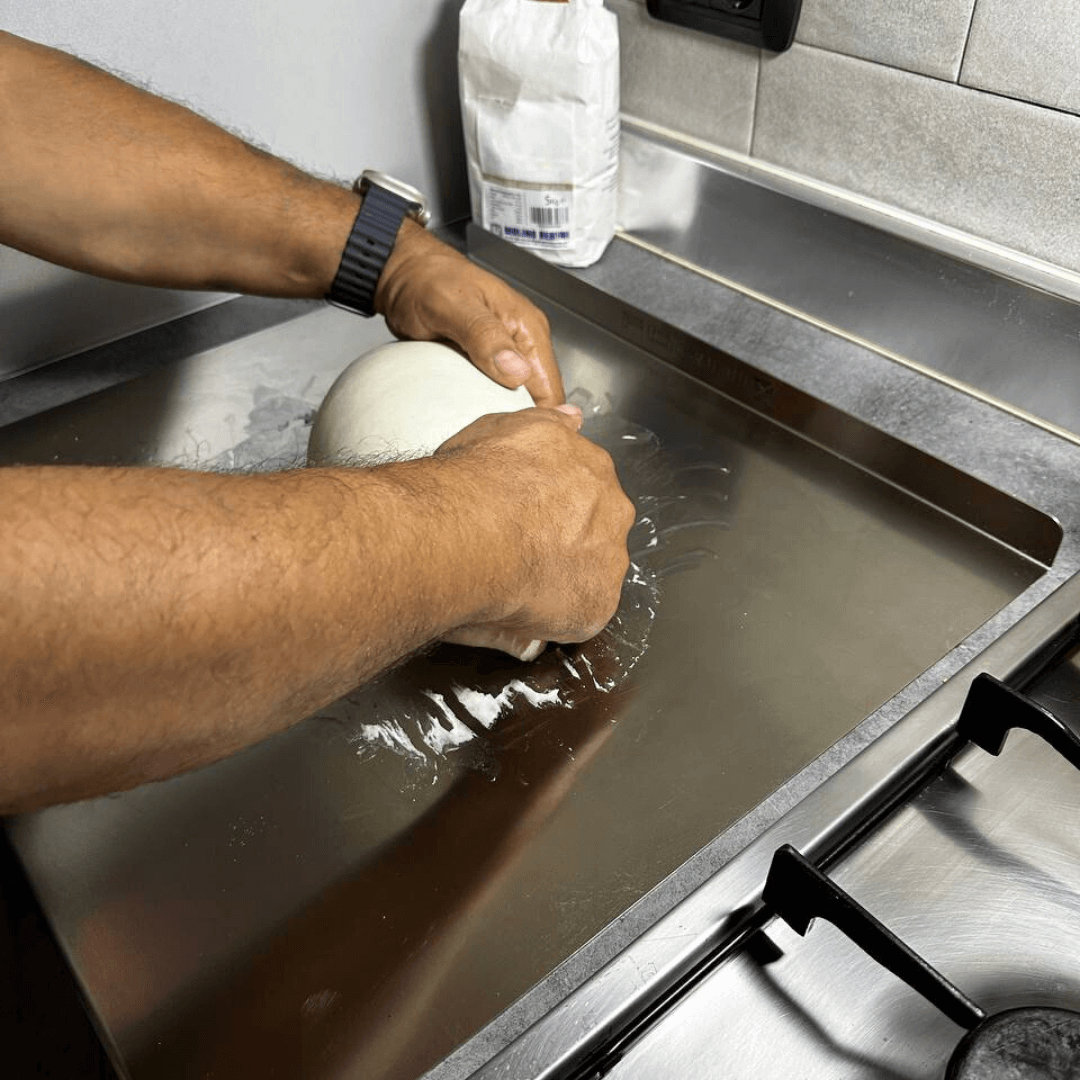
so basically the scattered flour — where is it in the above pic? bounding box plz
[354,717,425,763]
[453,681,562,729]
[420,692,482,755]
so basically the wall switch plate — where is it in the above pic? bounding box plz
[645,0,801,53]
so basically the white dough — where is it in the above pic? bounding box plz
[307,339,543,662]
[307,339,533,465]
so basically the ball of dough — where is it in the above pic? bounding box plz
[307,339,533,466]
[307,339,544,662]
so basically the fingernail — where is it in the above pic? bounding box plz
[517,639,546,662]
[556,403,582,417]
[495,350,531,383]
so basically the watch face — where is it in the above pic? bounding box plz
[358,170,432,226]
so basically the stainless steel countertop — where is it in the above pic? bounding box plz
[5,130,1080,1080]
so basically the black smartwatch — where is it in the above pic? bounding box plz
[327,170,431,317]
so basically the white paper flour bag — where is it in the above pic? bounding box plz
[459,0,619,268]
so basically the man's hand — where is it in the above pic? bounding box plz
[375,221,565,408]
[435,406,635,651]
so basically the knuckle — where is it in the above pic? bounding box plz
[512,294,549,332]
[465,312,509,344]
[588,600,620,640]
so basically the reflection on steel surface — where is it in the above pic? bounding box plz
[340,411,732,782]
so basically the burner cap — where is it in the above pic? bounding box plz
[947,1007,1080,1079]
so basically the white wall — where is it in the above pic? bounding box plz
[0,0,468,377]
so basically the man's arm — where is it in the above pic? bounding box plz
[0,30,563,405]
[0,31,634,813]
[0,408,633,813]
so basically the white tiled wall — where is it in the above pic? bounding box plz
[962,0,1080,114]
[610,0,1080,281]
[798,0,977,81]
[617,3,758,154]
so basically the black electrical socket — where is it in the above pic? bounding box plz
[645,0,801,53]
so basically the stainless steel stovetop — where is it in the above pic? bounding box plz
[6,130,1080,1080]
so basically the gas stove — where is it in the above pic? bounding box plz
[591,668,1080,1079]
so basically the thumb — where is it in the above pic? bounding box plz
[457,312,561,408]
[458,311,530,387]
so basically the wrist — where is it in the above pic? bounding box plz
[286,182,362,298]
[328,173,430,317]
[421,450,530,629]
[224,171,360,299]
[372,216,429,315]
[331,457,519,641]
[397,453,524,631]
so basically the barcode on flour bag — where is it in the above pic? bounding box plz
[459,0,619,268]
[530,205,570,227]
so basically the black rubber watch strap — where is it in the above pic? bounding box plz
[327,184,410,317]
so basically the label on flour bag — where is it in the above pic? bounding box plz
[459,0,619,268]
[483,184,573,250]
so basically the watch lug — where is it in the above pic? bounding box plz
[355,170,431,227]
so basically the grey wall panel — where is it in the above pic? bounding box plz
[753,44,1080,275]
[961,0,1080,115]
[796,0,977,82]
[0,251,228,379]
[609,0,758,156]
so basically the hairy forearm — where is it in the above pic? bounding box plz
[0,461,494,812]
[0,30,571,404]
[0,31,357,296]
